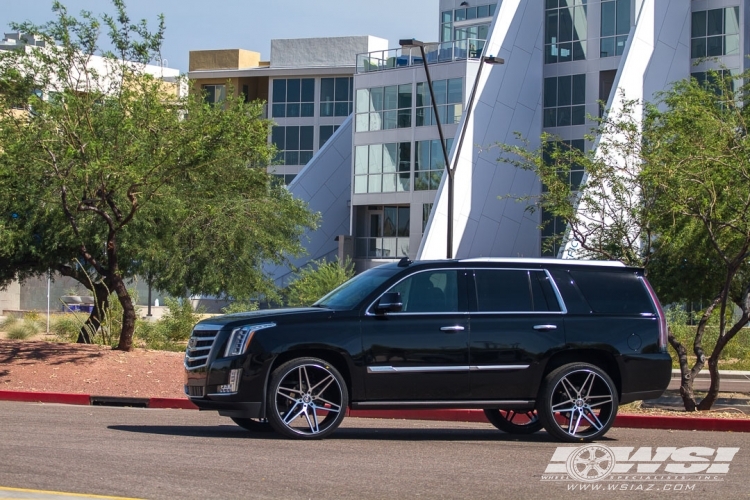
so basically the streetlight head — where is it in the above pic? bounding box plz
[483,55,505,65]
[399,38,425,48]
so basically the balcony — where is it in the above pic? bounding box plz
[354,237,410,259]
[356,39,486,74]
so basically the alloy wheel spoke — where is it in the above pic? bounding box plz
[551,401,577,413]
[304,405,320,433]
[580,372,596,399]
[588,397,613,408]
[309,373,335,394]
[505,411,518,423]
[313,396,341,412]
[559,376,579,401]
[277,390,298,403]
[278,384,304,396]
[581,409,604,430]
[568,410,584,435]
[526,411,538,422]
[283,401,305,424]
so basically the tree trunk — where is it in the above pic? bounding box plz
[112,275,136,351]
[76,282,110,344]
[668,329,697,411]
[697,355,720,410]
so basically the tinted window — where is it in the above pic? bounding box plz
[315,267,401,310]
[387,270,458,313]
[569,270,654,314]
[474,269,561,312]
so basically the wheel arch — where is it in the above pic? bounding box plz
[542,349,622,399]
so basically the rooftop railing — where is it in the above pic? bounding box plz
[356,39,486,74]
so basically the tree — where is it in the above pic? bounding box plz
[495,71,750,411]
[0,1,317,351]
[285,258,355,307]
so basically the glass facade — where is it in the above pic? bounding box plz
[271,126,314,166]
[544,74,586,127]
[691,7,740,59]
[416,78,463,127]
[355,205,410,258]
[545,0,588,64]
[355,84,412,132]
[600,0,630,58]
[320,77,353,117]
[354,143,411,194]
[415,139,453,191]
[441,3,497,42]
[319,125,340,148]
[272,78,315,118]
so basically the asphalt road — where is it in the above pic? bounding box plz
[1,401,749,499]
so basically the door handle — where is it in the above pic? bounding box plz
[440,326,465,332]
[533,324,558,331]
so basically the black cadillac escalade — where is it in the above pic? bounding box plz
[184,258,671,442]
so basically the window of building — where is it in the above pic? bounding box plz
[354,205,411,259]
[320,77,353,117]
[271,126,314,165]
[545,0,588,64]
[442,4,496,43]
[541,139,584,256]
[272,78,315,118]
[319,125,340,148]
[354,143,411,194]
[415,139,453,190]
[543,74,586,127]
[691,69,739,94]
[691,7,740,59]
[355,84,412,132]
[272,173,297,185]
[600,0,630,58]
[203,84,226,106]
[416,78,463,127]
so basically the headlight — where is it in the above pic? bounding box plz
[224,323,275,357]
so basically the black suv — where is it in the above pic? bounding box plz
[184,258,671,442]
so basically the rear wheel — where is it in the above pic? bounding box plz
[537,362,618,442]
[230,417,273,432]
[267,357,348,439]
[483,409,542,434]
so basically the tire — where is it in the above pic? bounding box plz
[537,363,618,442]
[266,357,348,439]
[483,409,543,435]
[230,417,273,432]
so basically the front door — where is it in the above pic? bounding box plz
[361,268,470,401]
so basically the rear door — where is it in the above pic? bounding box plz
[468,268,566,400]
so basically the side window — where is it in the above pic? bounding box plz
[474,270,533,312]
[387,270,458,313]
[569,270,655,314]
[474,270,560,312]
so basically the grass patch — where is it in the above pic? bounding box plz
[6,321,40,340]
[0,315,18,330]
[669,322,750,370]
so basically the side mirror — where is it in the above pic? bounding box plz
[376,292,403,314]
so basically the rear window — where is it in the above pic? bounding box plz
[569,270,655,315]
[474,269,561,312]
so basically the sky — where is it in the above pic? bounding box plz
[0,0,439,72]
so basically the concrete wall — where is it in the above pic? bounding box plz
[0,281,20,314]
[271,36,388,68]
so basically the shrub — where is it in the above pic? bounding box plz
[285,257,355,307]
[221,300,260,315]
[0,315,18,331]
[156,298,201,342]
[51,314,84,343]
[6,322,38,340]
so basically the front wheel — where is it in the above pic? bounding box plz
[537,363,618,442]
[267,357,348,439]
[483,409,542,435]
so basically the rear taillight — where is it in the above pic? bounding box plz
[643,277,668,352]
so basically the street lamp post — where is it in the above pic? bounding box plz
[399,38,503,259]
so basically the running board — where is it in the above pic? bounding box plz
[351,400,535,410]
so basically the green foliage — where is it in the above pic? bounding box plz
[285,258,355,307]
[6,321,39,340]
[51,314,83,342]
[156,297,201,342]
[0,315,18,330]
[222,300,260,315]
[0,1,317,350]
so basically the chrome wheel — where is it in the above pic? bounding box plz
[538,363,618,442]
[483,409,542,435]
[267,358,348,439]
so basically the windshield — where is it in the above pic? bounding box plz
[314,266,402,310]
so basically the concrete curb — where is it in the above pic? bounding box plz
[3,390,750,433]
